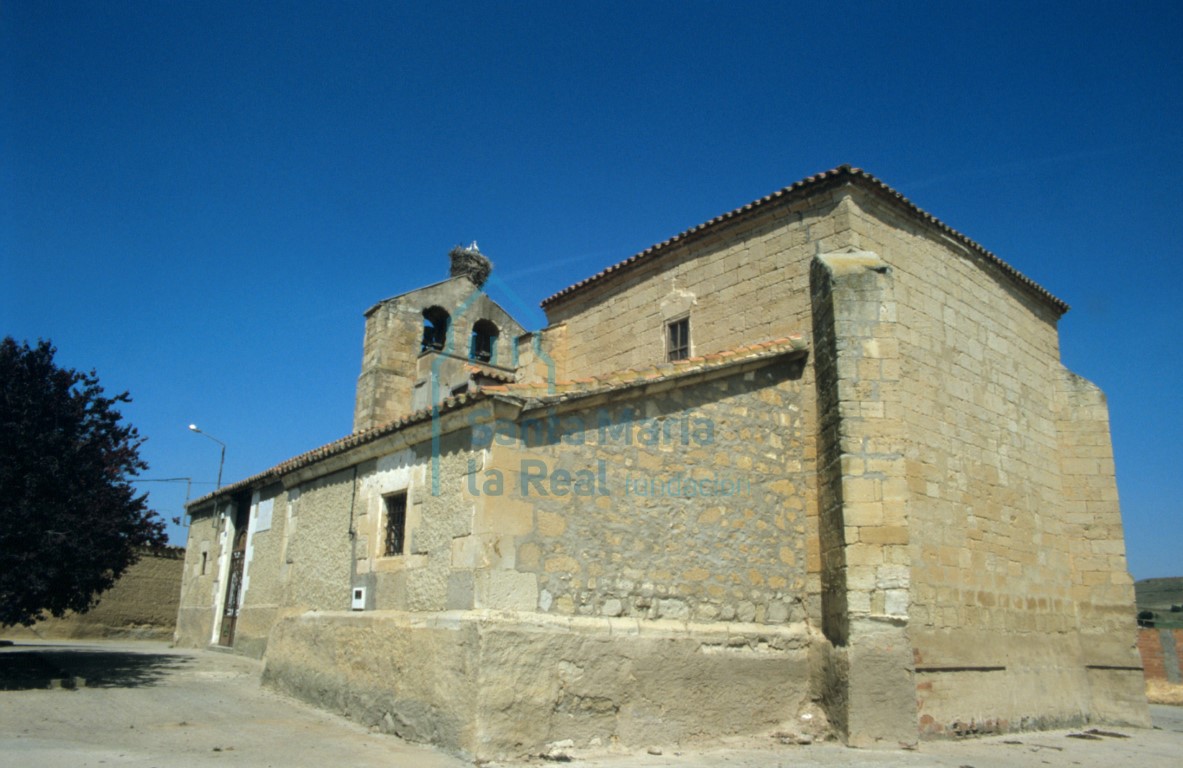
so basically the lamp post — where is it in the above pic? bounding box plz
[188,424,226,490]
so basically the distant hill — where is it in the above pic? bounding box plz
[1135,577,1183,628]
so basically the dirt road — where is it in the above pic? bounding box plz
[1,639,1179,767]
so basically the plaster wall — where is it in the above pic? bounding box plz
[175,505,227,647]
[351,434,481,612]
[263,611,817,761]
[280,469,354,613]
[230,484,287,658]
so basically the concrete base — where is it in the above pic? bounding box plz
[261,611,820,760]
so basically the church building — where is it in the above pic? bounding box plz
[177,165,1147,758]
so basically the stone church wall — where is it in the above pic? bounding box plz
[848,190,1147,732]
[176,169,1147,755]
[489,354,811,625]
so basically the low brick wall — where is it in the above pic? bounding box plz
[1137,627,1183,683]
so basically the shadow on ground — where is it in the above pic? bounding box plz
[0,646,191,690]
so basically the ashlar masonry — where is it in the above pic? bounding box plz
[177,166,1148,759]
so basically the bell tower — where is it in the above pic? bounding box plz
[352,244,524,432]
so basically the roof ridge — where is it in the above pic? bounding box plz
[187,335,807,508]
[486,333,807,400]
[539,165,1067,314]
[187,390,491,507]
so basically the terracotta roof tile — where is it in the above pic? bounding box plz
[188,391,491,507]
[464,363,515,382]
[540,165,1068,315]
[189,334,808,509]
[485,333,807,403]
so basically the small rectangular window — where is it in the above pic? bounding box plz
[384,492,407,556]
[667,317,690,361]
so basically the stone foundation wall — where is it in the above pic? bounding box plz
[262,611,818,760]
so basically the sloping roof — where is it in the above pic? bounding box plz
[186,335,806,509]
[363,275,527,337]
[187,389,490,508]
[464,362,516,382]
[480,334,807,404]
[363,274,469,316]
[540,165,1069,315]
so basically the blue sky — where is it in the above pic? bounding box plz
[2,2,1179,579]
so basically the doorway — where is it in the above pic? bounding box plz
[217,495,251,647]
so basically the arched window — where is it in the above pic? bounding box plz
[421,306,450,352]
[469,319,499,363]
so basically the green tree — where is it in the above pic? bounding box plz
[0,337,166,627]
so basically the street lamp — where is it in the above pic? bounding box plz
[188,424,226,490]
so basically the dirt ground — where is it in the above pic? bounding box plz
[0,639,1179,768]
